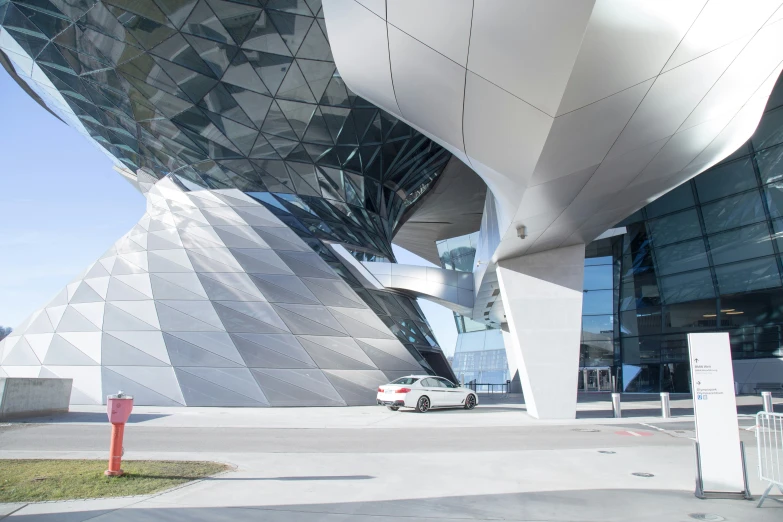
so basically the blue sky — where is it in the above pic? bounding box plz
[0,72,458,356]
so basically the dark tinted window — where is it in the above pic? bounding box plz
[390,377,419,385]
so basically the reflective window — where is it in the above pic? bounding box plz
[645,182,694,218]
[720,289,783,328]
[764,183,783,218]
[391,377,419,385]
[701,190,765,234]
[655,239,709,276]
[663,299,718,332]
[580,340,613,367]
[708,223,773,265]
[620,307,661,337]
[756,143,783,185]
[659,269,715,304]
[695,158,757,202]
[647,209,701,246]
[772,218,783,252]
[582,314,614,335]
[715,257,782,294]
[583,290,613,315]
[583,265,613,290]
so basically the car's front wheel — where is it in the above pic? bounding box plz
[415,395,430,413]
[386,405,399,411]
[464,394,476,410]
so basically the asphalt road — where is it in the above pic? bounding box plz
[0,421,758,454]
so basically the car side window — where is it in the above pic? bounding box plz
[436,378,456,388]
[422,378,438,388]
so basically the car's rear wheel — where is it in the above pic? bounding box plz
[386,405,399,411]
[464,394,477,410]
[415,395,430,413]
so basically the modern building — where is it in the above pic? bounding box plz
[325,0,783,418]
[0,0,459,406]
[2,1,783,417]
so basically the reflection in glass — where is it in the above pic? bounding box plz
[708,223,773,265]
[694,157,756,202]
[654,239,709,276]
[647,209,701,246]
[659,269,715,304]
[702,190,765,234]
[715,257,781,294]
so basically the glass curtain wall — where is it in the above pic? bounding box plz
[617,76,783,392]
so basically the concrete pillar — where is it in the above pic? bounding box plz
[496,244,585,419]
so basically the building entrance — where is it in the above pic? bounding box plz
[578,367,612,392]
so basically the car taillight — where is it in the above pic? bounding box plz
[377,387,383,393]
[396,388,411,393]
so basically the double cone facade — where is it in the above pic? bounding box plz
[0,0,455,404]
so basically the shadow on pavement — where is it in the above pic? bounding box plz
[10,488,781,521]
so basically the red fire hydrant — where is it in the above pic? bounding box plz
[105,391,133,477]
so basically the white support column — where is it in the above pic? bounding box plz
[496,244,585,419]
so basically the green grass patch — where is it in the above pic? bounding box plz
[0,460,229,503]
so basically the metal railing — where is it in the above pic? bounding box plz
[756,411,783,507]
[464,380,509,394]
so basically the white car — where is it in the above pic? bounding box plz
[376,375,478,412]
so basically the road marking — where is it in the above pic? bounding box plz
[638,422,668,433]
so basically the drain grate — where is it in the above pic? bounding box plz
[572,428,599,432]
[598,450,616,454]
[688,513,726,522]
[631,472,654,478]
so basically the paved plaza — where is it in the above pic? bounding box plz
[0,395,781,521]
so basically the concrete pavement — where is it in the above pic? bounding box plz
[0,395,780,521]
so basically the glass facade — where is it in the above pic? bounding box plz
[614,74,783,392]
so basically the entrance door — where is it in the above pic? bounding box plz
[580,367,612,392]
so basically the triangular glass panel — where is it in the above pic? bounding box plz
[285,144,312,163]
[182,0,234,44]
[248,134,280,160]
[154,0,200,29]
[275,61,315,102]
[267,10,313,56]
[150,33,216,78]
[205,0,263,45]
[242,11,291,55]
[302,107,333,145]
[296,22,331,60]
[320,76,350,107]
[276,99,314,138]
[260,101,297,139]
[222,53,270,95]
[182,33,239,77]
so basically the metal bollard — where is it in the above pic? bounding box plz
[611,392,622,418]
[660,392,671,418]
[761,391,773,413]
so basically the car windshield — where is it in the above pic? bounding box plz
[390,377,419,385]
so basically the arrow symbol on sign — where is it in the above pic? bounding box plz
[695,358,699,363]
[697,381,701,385]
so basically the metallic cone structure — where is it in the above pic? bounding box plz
[0,176,425,406]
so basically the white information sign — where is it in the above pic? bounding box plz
[688,332,744,494]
